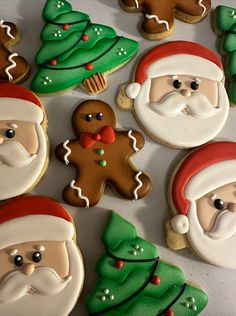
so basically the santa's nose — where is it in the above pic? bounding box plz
[22,263,35,276]
[227,202,236,213]
[0,136,4,144]
[180,89,191,97]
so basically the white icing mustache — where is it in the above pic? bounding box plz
[0,141,36,167]
[150,92,221,118]
[0,267,72,303]
[206,210,236,240]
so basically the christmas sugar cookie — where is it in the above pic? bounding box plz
[214,5,236,105]
[86,211,208,315]
[117,41,229,149]
[0,19,30,83]
[0,195,84,316]
[166,141,236,269]
[31,0,139,95]
[119,0,211,40]
[0,83,49,200]
[55,100,151,208]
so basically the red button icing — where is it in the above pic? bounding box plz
[165,308,174,316]
[86,63,94,70]
[151,275,161,285]
[63,24,69,30]
[50,59,57,66]
[82,34,89,41]
[115,260,124,269]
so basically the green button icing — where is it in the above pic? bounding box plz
[100,160,107,167]
[97,149,104,155]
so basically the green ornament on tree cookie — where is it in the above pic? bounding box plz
[86,212,208,316]
[214,5,236,105]
[31,0,139,95]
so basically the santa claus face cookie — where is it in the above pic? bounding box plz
[117,41,230,149]
[0,84,48,200]
[55,100,151,207]
[0,196,84,316]
[166,141,236,269]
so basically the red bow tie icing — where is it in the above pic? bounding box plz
[80,126,115,148]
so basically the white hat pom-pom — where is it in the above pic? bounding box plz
[126,83,141,99]
[171,214,189,234]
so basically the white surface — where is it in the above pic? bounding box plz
[2,0,236,315]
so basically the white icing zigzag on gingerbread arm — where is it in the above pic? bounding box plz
[0,19,15,39]
[5,53,18,81]
[198,0,207,16]
[134,0,139,8]
[70,180,90,208]
[128,130,139,152]
[63,139,71,165]
[145,14,170,31]
[133,171,143,200]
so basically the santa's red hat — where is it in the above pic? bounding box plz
[126,41,224,99]
[0,196,74,249]
[170,141,236,234]
[0,83,44,123]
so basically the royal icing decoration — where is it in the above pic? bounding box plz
[30,0,139,95]
[133,171,143,200]
[198,0,207,16]
[117,41,229,149]
[145,14,169,31]
[0,84,48,201]
[55,100,151,208]
[128,130,139,152]
[0,21,30,83]
[120,0,211,40]
[5,53,18,81]
[86,211,208,315]
[167,141,236,269]
[0,196,84,316]
[62,139,71,165]
[214,5,236,105]
[70,180,90,208]
[0,19,15,39]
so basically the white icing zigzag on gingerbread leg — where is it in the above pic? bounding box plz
[5,53,18,81]
[198,0,207,16]
[145,14,170,31]
[70,180,90,208]
[133,171,143,200]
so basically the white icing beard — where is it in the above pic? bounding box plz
[0,125,47,200]
[187,201,236,269]
[133,79,229,148]
[0,241,84,316]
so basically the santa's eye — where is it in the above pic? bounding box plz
[173,80,182,89]
[190,81,199,90]
[96,113,103,121]
[32,251,42,263]
[5,129,15,138]
[85,114,93,122]
[214,198,225,211]
[14,255,23,267]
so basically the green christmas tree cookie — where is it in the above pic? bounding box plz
[86,212,208,316]
[214,5,236,104]
[31,0,139,95]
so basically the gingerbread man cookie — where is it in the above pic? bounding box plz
[0,20,30,83]
[55,100,151,208]
[120,0,211,40]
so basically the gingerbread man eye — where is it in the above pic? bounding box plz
[214,198,225,211]
[5,129,15,138]
[14,255,23,267]
[173,79,182,89]
[190,81,199,90]
[32,251,42,263]
[85,114,93,122]
[96,113,103,121]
